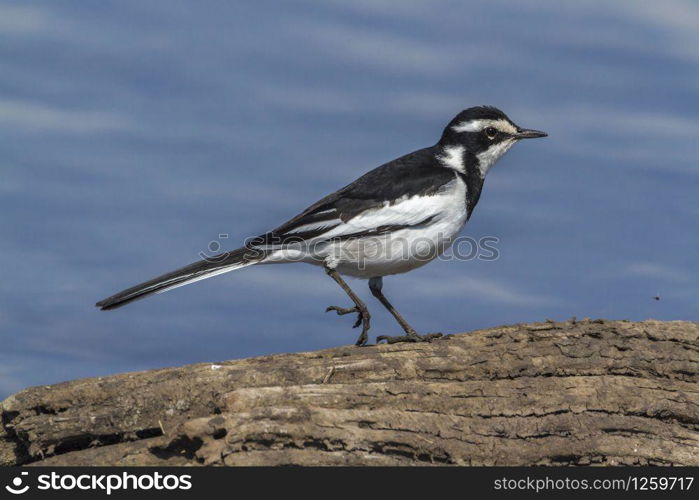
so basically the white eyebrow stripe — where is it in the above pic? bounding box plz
[452,118,517,134]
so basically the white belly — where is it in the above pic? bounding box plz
[322,210,466,278]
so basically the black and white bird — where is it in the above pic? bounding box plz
[97,106,546,345]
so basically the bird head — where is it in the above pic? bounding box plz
[437,106,546,177]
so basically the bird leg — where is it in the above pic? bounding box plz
[369,277,442,344]
[324,266,371,346]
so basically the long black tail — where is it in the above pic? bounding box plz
[96,247,263,310]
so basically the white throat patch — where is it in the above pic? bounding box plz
[476,139,515,177]
[437,145,465,173]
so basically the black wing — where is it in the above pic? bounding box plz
[251,146,458,246]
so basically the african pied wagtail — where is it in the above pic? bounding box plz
[97,106,547,345]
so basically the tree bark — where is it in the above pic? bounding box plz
[1,319,698,466]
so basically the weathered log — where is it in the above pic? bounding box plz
[1,319,697,466]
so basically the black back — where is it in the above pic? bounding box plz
[254,147,463,244]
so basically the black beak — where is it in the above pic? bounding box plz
[514,128,547,139]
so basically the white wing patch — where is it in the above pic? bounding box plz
[284,220,342,234]
[314,178,463,241]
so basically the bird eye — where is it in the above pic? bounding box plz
[485,127,498,139]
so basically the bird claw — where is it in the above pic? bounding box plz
[326,305,358,315]
[355,329,369,347]
[376,332,443,344]
[325,305,363,328]
[326,305,370,345]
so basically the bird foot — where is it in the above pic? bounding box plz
[325,305,363,328]
[376,332,443,344]
[325,305,371,347]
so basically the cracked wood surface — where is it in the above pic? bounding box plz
[1,319,698,466]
